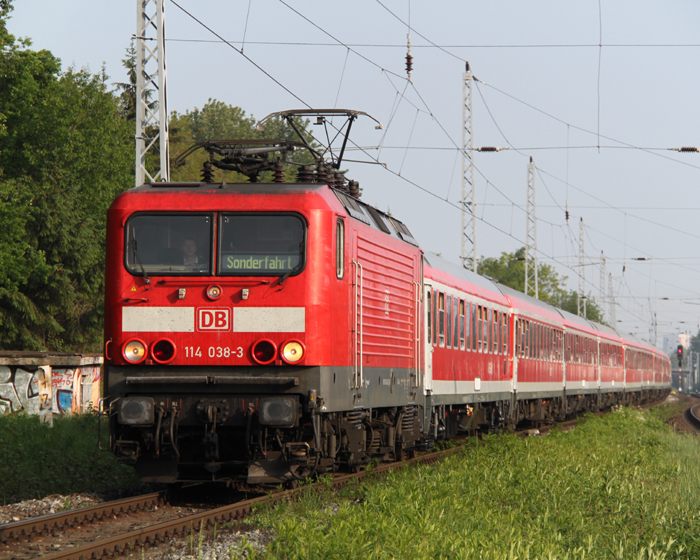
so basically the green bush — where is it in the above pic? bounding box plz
[0,413,138,504]
[252,407,700,559]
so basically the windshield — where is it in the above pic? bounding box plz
[219,213,305,276]
[126,214,212,275]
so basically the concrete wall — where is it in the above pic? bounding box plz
[0,354,103,423]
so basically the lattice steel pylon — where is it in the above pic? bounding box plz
[578,218,585,317]
[599,251,606,323]
[461,62,476,272]
[524,157,538,298]
[608,272,616,324]
[135,0,170,186]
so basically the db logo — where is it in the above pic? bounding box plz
[197,308,231,331]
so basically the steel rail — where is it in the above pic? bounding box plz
[29,447,463,560]
[684,403,700,431]
[0,492,165,544]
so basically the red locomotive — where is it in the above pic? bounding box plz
[103,110,670,484]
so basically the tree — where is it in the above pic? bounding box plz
[0,3,133,351]
[478,247,605,324]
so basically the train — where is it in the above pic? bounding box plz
[103,110,671,485]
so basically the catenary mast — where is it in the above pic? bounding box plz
[525,157,538,298]
[135,0,169,186]
[461,63,476,272]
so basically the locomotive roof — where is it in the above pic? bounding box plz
[134,181,328,194]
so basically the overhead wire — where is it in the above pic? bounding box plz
[170,0,687,329]
[169,0,310,108]
[164,38,700,49]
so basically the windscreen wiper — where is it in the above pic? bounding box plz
[278,243,304,286]
[131,239,151,285]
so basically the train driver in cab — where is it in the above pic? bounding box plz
[181,238,200,266]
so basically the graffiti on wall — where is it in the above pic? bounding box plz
[0,363,101,419]
[0,365,53,423]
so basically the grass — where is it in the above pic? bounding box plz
[0,412,139,504]
[248,406,700,559]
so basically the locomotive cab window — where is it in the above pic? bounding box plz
[219,213,306,276]
[126,213,213,276]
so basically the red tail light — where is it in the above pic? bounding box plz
[151,338,177,364]
[252,339,277,365]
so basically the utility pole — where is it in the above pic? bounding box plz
[525,157,538,298]
[135,0,170,186]
[578,218,585,317]
[461,62,476,272]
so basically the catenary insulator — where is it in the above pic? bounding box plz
[680,147,699,152]
[273,162,285,183]
[201,161,214,183]
[297,165,313,183]
[348,180,360,198]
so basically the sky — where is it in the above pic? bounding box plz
[7,0,700,349]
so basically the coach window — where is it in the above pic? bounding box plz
[483,307,489,352]
[477,306,483,352]
[472,304,478,352]
[433,290,438,346]
[126,213,213,276]
[427,291,432,345]
[492,311,498,355]
[549,328,554,361]
[453,297,460,349]
[219,213,305,277]
[446,295,453,349]
[459,300,466,350]
[438,293,445,347]
[336,218,344,279]
[495,311,501,355]
[465,302,471,350]
[502,314,508,355]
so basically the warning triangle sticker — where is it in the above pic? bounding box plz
[130,285,138,292]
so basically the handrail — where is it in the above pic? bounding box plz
[413,280,421,389]
[352,260,364,390]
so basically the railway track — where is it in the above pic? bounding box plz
[684,402,700,431]
[0,446,462,560]
[2,401,665,560]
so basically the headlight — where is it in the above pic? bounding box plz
[281,339,305,364]
[259,396,297,427]
[123,339,147,364]
[251,339,277,365]
[151,338,176,364]
[206,285,222,300]
[118,397,155,425]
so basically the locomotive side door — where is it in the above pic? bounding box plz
[424,282,433,392]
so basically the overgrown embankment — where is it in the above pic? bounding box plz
[0,413,138,505]
[252,404,700,559]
